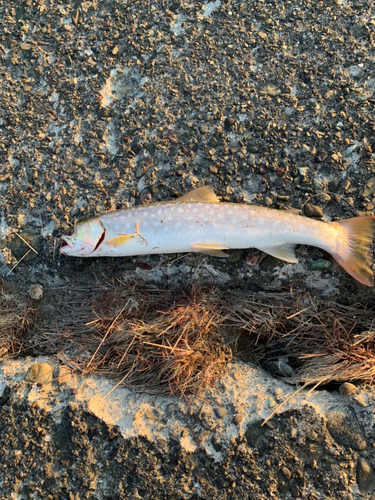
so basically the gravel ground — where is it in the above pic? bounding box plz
[1,0,375,498]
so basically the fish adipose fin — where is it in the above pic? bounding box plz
[332,216,375,286]
[192,243,229,257]
[259,244,298,263]
[176,186,220,204]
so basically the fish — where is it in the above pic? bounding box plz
[60,185,375,286]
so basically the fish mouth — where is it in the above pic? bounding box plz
[60,236,74,253]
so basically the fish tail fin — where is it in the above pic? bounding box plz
[332,216,375,286]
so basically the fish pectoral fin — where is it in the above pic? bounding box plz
[259,244,298,263]
[106,234,134,248]
[192,243,229,257]
[175,185,220,204]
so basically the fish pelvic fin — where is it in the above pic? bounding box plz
[175,185,220,204]
[332,216,375,286]
[259,244,298,263]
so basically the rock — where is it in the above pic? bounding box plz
[199,124,209,134]
[135,187,152,205]
[228,249,244,264]
[306,259,330,272]
[25,363,53,385]
[224,117,236,130]
[329,180,340,193]
[341,179,351,191]
[248,154,256,166]
[266,397,276,408]
[28,284,43,300]
[263,360,296,378]
[143,141,155,156]
[263,196,273,207]
[214,407,227,419]
[353,394,367,407]
[304,203,324,218]
[233,414,244,426]
[326,405,367,451]
[119,261,137,271]
[135,166,145,179]
[339,382,357,396]
[208,137,218,147]
[194,430,210,445]
[260,83,281,96]
[363,177,375,197]
[356,458,375,492]
[10,231,40,262]
[259,255,283,271]
[316,193,331,203]
[56,366,72,384]
[301,144,310,153]
[282,466,291,479]
[245,418,268,447]
[314,150,328,163]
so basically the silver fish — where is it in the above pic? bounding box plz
[60,186,375,286]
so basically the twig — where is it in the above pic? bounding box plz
[7,250,31,275]
[15,233,38,254]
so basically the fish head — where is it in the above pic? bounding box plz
[60,219,105,256]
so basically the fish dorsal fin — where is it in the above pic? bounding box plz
[259,244,298,263]
[175,186,220,204]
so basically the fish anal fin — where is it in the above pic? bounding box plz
[260,244,298,263]
[192,243,229,257]
[106,234,133,248]
[175,186,220,204]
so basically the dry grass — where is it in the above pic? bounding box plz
[33,282,231,396]
[224,291,375,386]
[1,278,375,394]
[0,284,32,361]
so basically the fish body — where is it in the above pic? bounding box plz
[61,186,375,286]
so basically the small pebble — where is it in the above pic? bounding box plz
[353,394,367,407]
[56,366,71,384]
[194,430,210,445]
[357,458,375,493]
[266,397,276,408]
[306,259,330,271]
[28,284,44,300]
[233,414,244,426]
[263,360,295,378]
[339,382,357,396]
[314,150,328,163]
[304,203,324,218]
[25,363,53,385]
[282,466,291,479]
[214,407,227,419]
[224,117,236,129]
